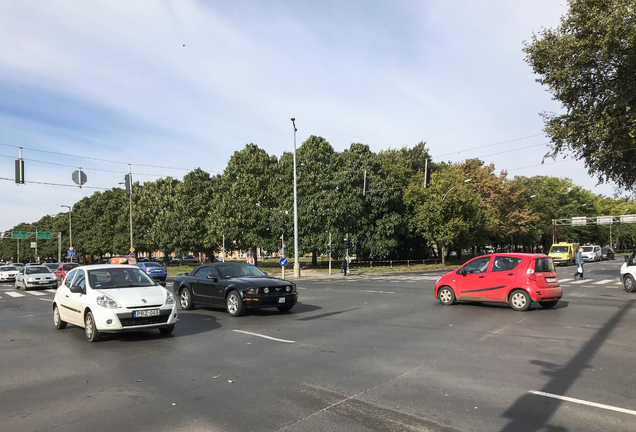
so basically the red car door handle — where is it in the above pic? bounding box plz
[507,273,515,276]
[479,276,486,278]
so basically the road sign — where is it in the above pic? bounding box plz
[129,252,135,257]
[69,246,74,251]
[279,257,288,267]
[68,250,76,258]
[37,232,51,239]
[12,231,28,239]
[31,242,36,248]
[72,169,87,187]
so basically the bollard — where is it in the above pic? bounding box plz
[407,260,410,267]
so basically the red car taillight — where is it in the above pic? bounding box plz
[526,260,536,281]
[145,268,151,273]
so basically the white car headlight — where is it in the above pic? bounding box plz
[27,277,37,281]
[97,294,121,309]
[166,292,175,304]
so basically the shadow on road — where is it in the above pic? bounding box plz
[497,299,635,432]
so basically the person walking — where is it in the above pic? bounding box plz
[341,257,348,276]
[246,252,255,266]
[574,247,585,280]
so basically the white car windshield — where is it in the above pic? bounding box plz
[88,268,157,289]
[0,266,17,272]
[582,246,593,252]
[26,266,52,274]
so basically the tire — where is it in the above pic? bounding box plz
[178,287,195,310]
[277,305,293,312]
[624,275,636,292]
[539,300,558,309]
[53,304,67,329]
[15,280,20,289]
[159,325,175,334]
[509,290,532,311]
[226,290,244,317]
[437,286,456,305]
[84,311,101,342]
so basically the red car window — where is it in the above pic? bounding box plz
[492,257,522,272]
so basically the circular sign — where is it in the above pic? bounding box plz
[69,247,74,251]
[279,257,288,267]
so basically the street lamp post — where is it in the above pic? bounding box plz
[291,118,300,277]
[61,205,72,249]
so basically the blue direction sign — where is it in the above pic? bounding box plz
[279,257,288,267]
[67,250,76,258]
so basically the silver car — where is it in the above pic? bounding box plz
[15,265,58,290]
[0,265,19,282]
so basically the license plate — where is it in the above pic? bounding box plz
[40,280,50,284]
[278,297,285,304]
[545,277,556,283]
[133,309,160,317]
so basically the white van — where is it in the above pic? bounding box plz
[581,245,601,262]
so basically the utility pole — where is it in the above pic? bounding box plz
[291,118,300,277]
[57,232,61,263]
[222,234,225,262]
[128,164,133,251]
[35,226,38,263]
[328,231,332,275]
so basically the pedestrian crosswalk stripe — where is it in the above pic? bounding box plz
[5,292,24,298]
[26,291,46,296]
[45,289,57,293]
[559,278,574,282]
[593,279,615,285]
[571,280,587,284]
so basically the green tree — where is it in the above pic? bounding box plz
[524,0,636,189]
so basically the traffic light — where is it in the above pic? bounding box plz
[424,167,431,188]
[327,243,331,253]
[345,238,352,249]
[15,158,24,184]
[124,174,132,195]
[298,238,303,246]
[277,238,283,249]
[363,177,370,196]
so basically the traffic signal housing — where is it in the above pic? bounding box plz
[277,238,283,249]
[424,167,432,188]
[345,238,352,249]
[124,174,132,195]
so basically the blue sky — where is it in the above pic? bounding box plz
[0,1,623,232]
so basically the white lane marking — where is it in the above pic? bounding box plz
[593,279,615,285]
[45,289,57,293]
[558,278,574,282]
[40,298,51,301]
[5,292,24,298]
[232,329,295,344]
[25,291,46,296]
[359,290,395,294]
[571,280,588,284]
[616,281,623,285]
[529,390,636,416]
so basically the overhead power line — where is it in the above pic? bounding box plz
[432,133,545,159]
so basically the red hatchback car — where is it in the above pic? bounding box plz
[434,253,562,311]
[54,262,80,284]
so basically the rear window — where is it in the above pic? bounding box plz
[144,262,161,267]
[63,263,79,271]
[535,258,554,273]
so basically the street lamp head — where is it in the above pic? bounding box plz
[464,179,471,183]
[581,203,587,207]
[290,117,295,122]
[530,195,536,198]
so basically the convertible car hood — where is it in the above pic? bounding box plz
[228,277,292,287]
[94,286,167,307]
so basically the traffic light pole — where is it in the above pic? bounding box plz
[281,233,285,280]
[128,164,133,251]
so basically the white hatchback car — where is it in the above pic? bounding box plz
[620,252,636,292]
[53,264,178,342]
[581,245,602,262]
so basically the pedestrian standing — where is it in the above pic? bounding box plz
[247,252,255,266]
[341,257,348,276]
[574,247,584,280]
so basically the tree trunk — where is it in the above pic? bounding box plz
[311,250,318,267]
[440,245,446,265]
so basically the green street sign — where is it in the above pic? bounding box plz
[37,232,51,239]
[12,231,28,239]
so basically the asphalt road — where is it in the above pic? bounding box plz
[1,259,635,432]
